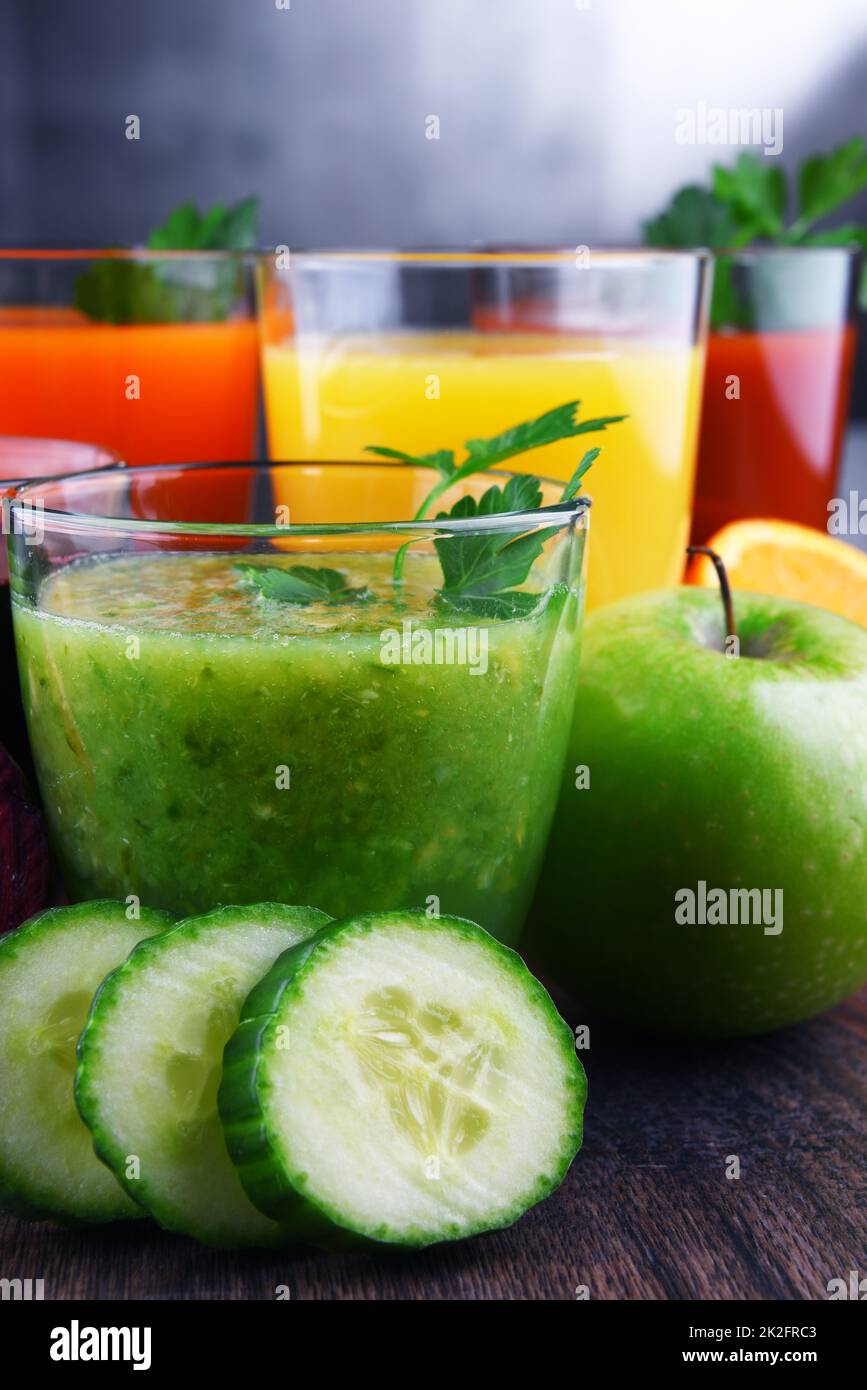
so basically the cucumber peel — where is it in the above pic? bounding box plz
[219,910,586,1248]
[0,900,174,1223]
[74,903,330,1247]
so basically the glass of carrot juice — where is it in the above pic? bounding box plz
[0,251,259,469]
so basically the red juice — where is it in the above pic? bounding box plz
[692,322,856,543]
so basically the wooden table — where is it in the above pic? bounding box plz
[3,986,864,1301]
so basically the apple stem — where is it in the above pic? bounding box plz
[687,546,737,643]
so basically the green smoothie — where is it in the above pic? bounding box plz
[14,550,582,943]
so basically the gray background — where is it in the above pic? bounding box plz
[1,0,866,411]
[2,0,867,247]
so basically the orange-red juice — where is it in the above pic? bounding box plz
[692,324,856,543]
[0,307,258,465]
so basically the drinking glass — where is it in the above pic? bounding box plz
[692,246,860,542]
[258,249,710,610]
[10,460,588,943]
[0,251,259,467]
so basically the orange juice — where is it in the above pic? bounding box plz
[263,331,704,610]
[0,307,258,465]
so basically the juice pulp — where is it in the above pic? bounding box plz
[263,332,704,611]
[692,325,855,543]
[0,307,259,465]
[14,552,582,943]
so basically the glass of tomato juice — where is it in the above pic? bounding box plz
[691,246,860,543]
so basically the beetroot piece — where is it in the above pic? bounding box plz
[0,743,51,933]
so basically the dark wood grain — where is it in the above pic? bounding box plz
[2,988,864,1301]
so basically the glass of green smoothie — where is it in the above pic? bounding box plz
[8,459,588,944]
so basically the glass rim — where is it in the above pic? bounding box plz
[0,248,255,263]
[266,247,712,270]
[0,246,713,273]
[0,246,710,266]
[711,243,862,262]
[9,459,590,539]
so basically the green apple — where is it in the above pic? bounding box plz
[526,585,867,1037]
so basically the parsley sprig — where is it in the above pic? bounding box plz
[644,139,867,326]
[366,401,624,584]
[430,449,602,617]
[231,404,621,620]
[74,196,259,324]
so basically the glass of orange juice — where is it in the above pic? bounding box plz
[0,251,259,467]
[258,250,710,610]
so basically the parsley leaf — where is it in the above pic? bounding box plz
[450,473,543,515]
[432,474,563,617]
[434,590,542,620]
[74,196,259,325]
[793,138,867,235]
[369,400,623,509]
[146,197,259,252]
[73,261,185,326]
[561,447,600,501]
[712,154,788,239]
[642,185,740,249]
[449,401,625,484]
[436,524,549,596]
[235,563,373,606]
[364,446,457,479]
[794,223,867,251]
[645,140,867,320]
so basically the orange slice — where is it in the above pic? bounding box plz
[687,518,867,627]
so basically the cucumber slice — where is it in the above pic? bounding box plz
[0,900,174,1223]
[74,903,331,1247]
[219,910,586,1248]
